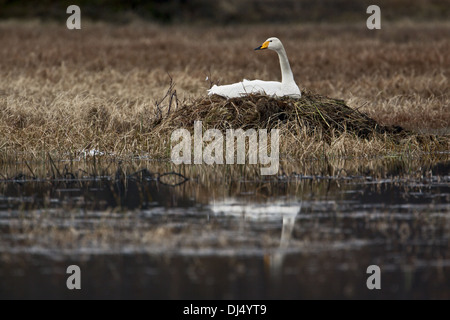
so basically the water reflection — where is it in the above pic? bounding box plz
[0,159,449,299]
[210,198,301,279]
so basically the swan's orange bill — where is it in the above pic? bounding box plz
[254,40,270,50]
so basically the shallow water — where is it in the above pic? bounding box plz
[0,159,449,299]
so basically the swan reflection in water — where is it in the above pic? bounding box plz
[209,198,301,278]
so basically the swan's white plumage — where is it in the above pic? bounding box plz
[208,37,301,99]
[208,79,282,98]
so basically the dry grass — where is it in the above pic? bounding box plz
[160,91,408,139]
[0,20,449,164]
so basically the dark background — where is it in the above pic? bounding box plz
[1,0,449,24]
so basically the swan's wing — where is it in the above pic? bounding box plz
[208,80,281,98]
[249,80,301,98]
[208,83,248,99]
[242,80,281,95]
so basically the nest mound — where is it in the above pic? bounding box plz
[158,90,407,143]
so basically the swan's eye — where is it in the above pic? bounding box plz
[269,40,272,42]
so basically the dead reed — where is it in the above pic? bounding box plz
[0,20,448,165]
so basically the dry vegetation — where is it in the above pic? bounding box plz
[0,20,449,165]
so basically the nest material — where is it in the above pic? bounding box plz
[158,90,407,143]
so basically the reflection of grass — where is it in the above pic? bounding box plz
[0,155,447,193]
[0,21,448,166]
[1,157,449,294]
[2,165,449,262]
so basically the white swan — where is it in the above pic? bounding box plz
[208,37,301,99]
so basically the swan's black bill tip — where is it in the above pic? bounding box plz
[254,46,262,50]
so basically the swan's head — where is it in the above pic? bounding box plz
[254,37,283,51]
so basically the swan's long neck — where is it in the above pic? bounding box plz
[276,46,295,84]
